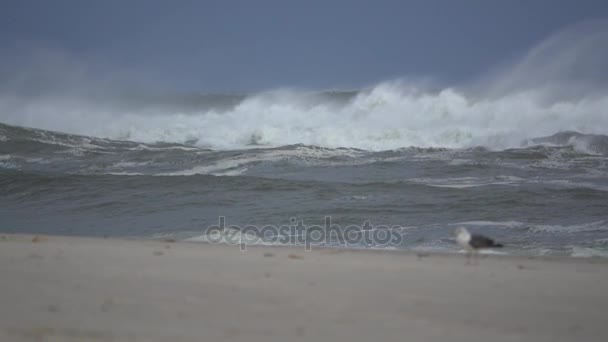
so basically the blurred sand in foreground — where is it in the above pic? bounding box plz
[1,234,607,341]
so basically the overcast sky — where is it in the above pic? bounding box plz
[1,0,608,93]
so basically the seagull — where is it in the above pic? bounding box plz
[454,227,503,264]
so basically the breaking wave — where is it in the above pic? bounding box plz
[1,21,608,151]
[1,83,607,151]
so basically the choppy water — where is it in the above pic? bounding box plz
[2,20,608,256]
[1,117,608,257]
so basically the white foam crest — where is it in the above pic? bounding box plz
[160,159,247,176]
[213,168,249,177]
[451,221,524,228]
[339,195,370,201]
[567,136,603,155]
[534,179,608,192]
[447,158,473,166]
[0,160,18,169]
[571,246,608,258]
[111,161,151,168]
[185,228,288,247]
[529,220,608,233]
[24,157,50,164]
[106,172,144,176]
[124,143,200,152]
[159,145,366,176]
[410,176,524,189]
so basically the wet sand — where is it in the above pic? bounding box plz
[1,234,607,341]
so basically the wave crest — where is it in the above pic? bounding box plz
[1,83,607,151]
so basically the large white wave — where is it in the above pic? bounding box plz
[1,21,608,151]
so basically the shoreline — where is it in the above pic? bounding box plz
[1,234,608,341]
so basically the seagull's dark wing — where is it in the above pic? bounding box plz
[469,234,503,249]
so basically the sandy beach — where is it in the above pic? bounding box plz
[1,234,607,341]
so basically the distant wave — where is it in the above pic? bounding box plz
[1,83,607,151]
[1,21,608,151]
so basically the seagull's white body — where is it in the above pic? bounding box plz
[455,227,474,251]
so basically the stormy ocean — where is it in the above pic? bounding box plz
[1,82,608,257]
[3,19,608,257]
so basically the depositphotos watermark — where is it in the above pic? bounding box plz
[205,216,404,251]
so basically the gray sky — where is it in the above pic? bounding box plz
[1,0,608,93]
